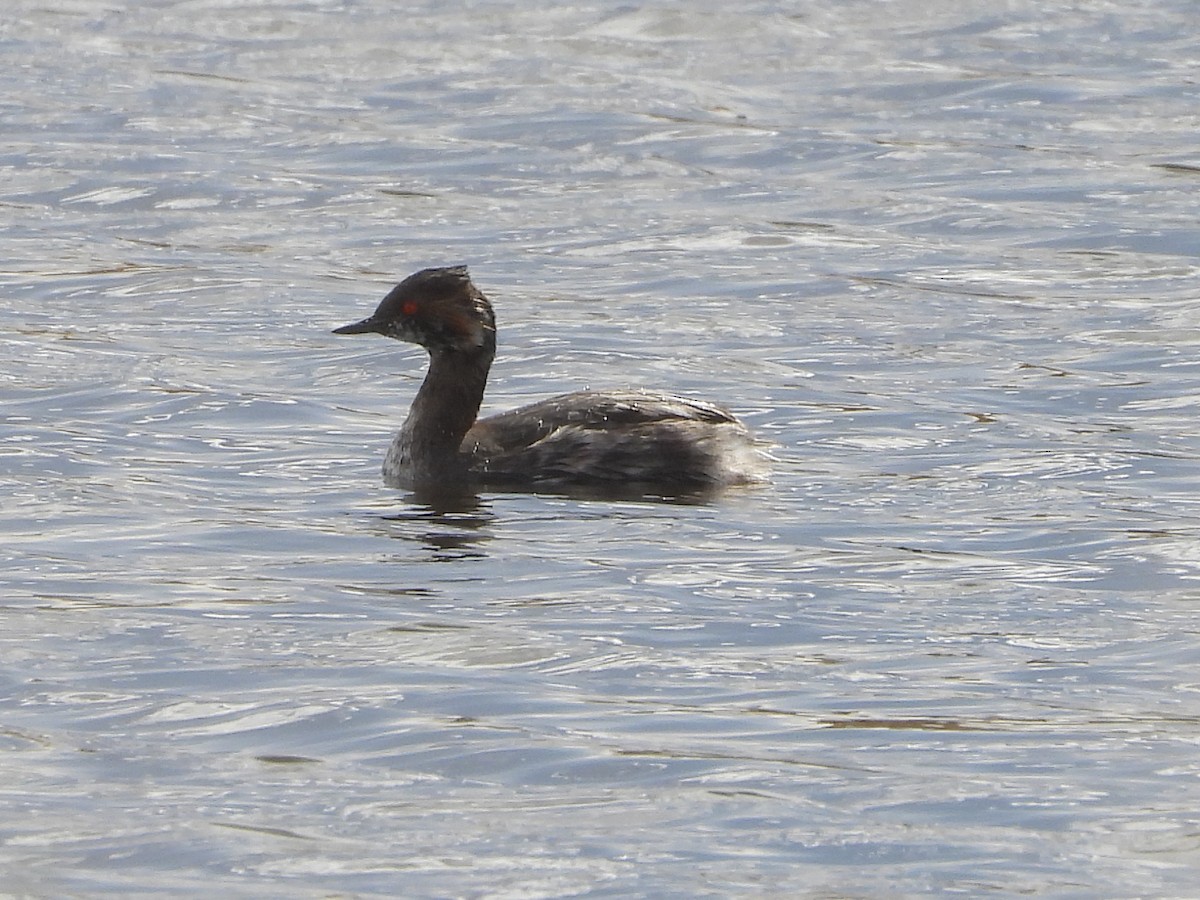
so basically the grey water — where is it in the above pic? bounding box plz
[3,0,1200,895]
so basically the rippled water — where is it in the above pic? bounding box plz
[4,0,1200,895]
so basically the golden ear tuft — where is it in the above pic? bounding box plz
[441,308,486,348]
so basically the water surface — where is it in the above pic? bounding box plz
[3,0,1200,895]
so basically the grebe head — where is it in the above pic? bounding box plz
[333,265,495,355]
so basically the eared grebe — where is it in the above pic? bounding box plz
[333,266,764,492]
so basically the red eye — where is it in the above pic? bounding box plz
[402,301,419,316]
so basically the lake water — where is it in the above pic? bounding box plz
[3,0,1200,895]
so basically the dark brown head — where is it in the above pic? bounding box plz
[333,266,496,356]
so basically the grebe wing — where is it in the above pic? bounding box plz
[462,389,754,486]
[466,388,740,449]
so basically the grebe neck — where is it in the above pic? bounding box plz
[395,346,492,478]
